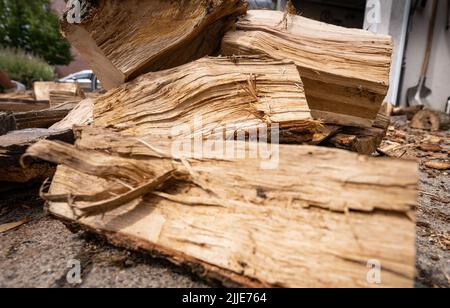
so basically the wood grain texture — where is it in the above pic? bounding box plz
[92,56,321,143]
[50,98,94,131]
[24,135,417,288]
[221,10,393,128]
[61,0,247,89]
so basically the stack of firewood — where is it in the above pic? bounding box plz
[18,1,417,287]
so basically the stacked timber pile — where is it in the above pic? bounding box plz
[17,2,418,287]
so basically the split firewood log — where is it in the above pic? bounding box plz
[60,0,247,89]
[23,132,417,288]
[221,10,393,128]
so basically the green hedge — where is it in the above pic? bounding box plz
[0,48,55,89]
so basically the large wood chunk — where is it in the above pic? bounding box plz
[93,56,321,143]
[221,10,393,128]
[24,135,417,288]
[61,0,247,89]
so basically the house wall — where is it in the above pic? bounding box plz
[400,0,450,111]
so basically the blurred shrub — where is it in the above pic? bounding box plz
[0,0,73,66]
[0,48,55,89]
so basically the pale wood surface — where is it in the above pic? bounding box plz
[221,10,393,128]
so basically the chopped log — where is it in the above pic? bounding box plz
[0,112,16,136]
[93,56,321,143]
[410,109,450,131]
[61,0,247,89]
[50,99,94,131]
[24,134,417,288]
[322,113,391,155]
[221,10,393,128]
[0,129,74,183]
[33,82,82,102]
[14,108,72,130]
[49,90,85,108]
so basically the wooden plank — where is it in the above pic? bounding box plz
[0,128,74,183]
[221,10,393,128]
[24,135,417,288]
[60,0,247,89]
[0,112,16,136]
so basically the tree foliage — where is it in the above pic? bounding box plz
[0,0,73,65]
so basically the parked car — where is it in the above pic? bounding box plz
[59,70,101,92]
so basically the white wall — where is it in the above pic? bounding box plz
[401,1,450,111]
